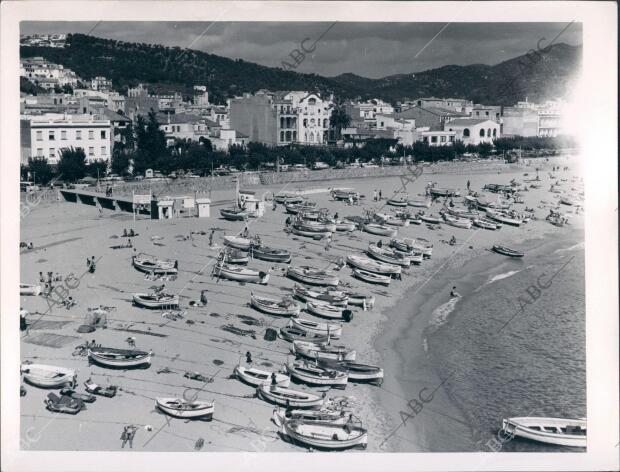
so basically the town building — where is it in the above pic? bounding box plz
[20,57,79,89]
[501,107,539,137]
[394,106,468,129]
[416,128,457,146]
[107,92,126,114]
[125,84,159,120]
[90,76,113,92]
[410,97,473,114]
[344,99,394,126]
[471,105,502,122]
[157,112,215,143]
[444,118,500,145]
[193,86,209,106]
[20,93,78,115]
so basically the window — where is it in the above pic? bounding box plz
[49,148,55,158]
[449,136,455,142]
[88,130,94,140]
[280,117,285,128]
[280,131,285,142]
[487,128,491,137]
[36,130,42,141]
[431,136,438,143]
[88,146,94,156]
[480,129,485,137]
[303,119,308,127]
[475,111,480,116]
[36,148,43,157]
[61,130,67,140]
[493,129,497,137]
[285,131,292,142]
[423,136,429,143]
[463,128,470,137]
[48,131,55,141]
[76,130,82,140]
[440,135,446,142]
[323,119,328,128]
[101,146,107,156]
[485,111,489,116]
[101,130,106,139]
[292,131,297,141]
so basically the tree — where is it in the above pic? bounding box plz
[86,159,108,179]
[478,142,493,158]
[27,157,54,185]
[61,84,74,94]
[133,110,168,174]
[111,150,130,176]
[57,147,87,182]
[329,106,351,140]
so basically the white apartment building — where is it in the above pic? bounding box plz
[20,57,79,89]
[287,92,332,144]
[29,114,112,164]
[445,118,500,146]
[91,76,113,92]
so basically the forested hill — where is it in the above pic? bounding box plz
[21,33,581,105]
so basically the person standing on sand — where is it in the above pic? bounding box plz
[379,189,382,200]
[373,189,377,202]
[246,351,253,364]
[467,180,470,191]
[209,229,215,247]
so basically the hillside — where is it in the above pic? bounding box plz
[20,33,581,105]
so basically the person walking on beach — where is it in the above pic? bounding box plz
[373,189,377,202]
[379,189,382,200]
[324,235,332,252]
[209,229,215,247]
[121,425,138,449]
[246,351,253,365]
[467,180,470,191]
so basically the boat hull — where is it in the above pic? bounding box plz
[502,417,586,448]
[280,420,367,450]
[257,385,324,409]
[234,366,290,387]
[88,348,151,368]
[21,364,75,388]
[156,398,214,419]
[132,293,179,309]
[289,318,342,339]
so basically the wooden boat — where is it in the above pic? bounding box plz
[319,359,384,385]
[430,187,460,197]
[345,292,375,310]
[492,244,524,257]
[222,248,249,265]
[346,255,401,276]
[274,193,304,204]
[334,220,357,232]
[132,292,179,309]
[287,266,339,287]
[445,207,479,220]
[279,419,367,450]
[295,220,336,233]
[486,209,521,227]
[289,318,342,339]
[473,218,499,230]
[298,210,322,221]
[293,340,356,362]
[331,189,359,201]
[250,244,291,263]
[285,203,316,215]
[286,360,348,387]
[21,364,75,388]
[362,223,397,237]
[408,198,431,208]
[293,285,348,306]
[501,417,586,448]
[375,213,409,227]
[156,397,214,419]
[367,243,411,267]
[412,238,433,258]
[442,214,473,229]
[257,385,324,408]
[213,262,269,284]
[250,293,301,316]
[419,213,441,224]
[560,196,578,206]
[234,365,290,387]
[279,325,330,344]
[272,408,350,427]
[223,235,252,250]
[220,208,248,221]
[306,301,353,321]
[88,347,152,368]
[352,268,391,285]
[20,283,41,296]
[387,196,408,207]
[132,253,177,274]
[290,225,332,239]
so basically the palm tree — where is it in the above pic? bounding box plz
[329,105,352,141]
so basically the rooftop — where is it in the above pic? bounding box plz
[447,118,496,126]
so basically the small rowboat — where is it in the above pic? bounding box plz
[331,189,359,201]
[367,244,411,267]
[250,244,291,263]
[132,293,179,309]
[272,408,350,427]
[290,226,332,239]
[156,397,214,419]
[21,364,76,388]
[419,213,441,224]
[274,193,304,204]
[486,209,521,227]
[288,318,342,339]
[279,325,330,344]
[296,220,335,232]
[257,385,324,409]
[319,359,384,385]
[280,419,367,450]
[285,203,316,215]
[408,198,431,208]
[345,292,375,310]
[234,365,290,387]
[293,340,356,362]
[334,220,357,232]
[223,235,252,250]
[213,262,269,284]
[287,266,339,287]
[20,283,41,296]
[132,253,177,274]
[492,245,524,257]
[445,207,479,220]
[473,218,499,230]
[560,196,578,206]
[306,301,353,321]
[346,255,401,276]
[250,293,300,316]
[293,285,348,306]
[442,214,473,229]
[430,187,460,197]
[88,347,152,368]
[362,223,397,237]
[286,361,348,387]
[387,197,408,207]
[222,248,249,265]
[501,417,586,448]
[352,268,391,285]
[375,213,409,227]
[220,208,248,221]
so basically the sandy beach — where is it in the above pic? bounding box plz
[19,156,583,452]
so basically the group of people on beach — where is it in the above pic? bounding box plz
[372,189,383,202]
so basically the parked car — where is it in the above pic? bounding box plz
[312,162,330,170]
[292,164,307,170]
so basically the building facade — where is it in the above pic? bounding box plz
[445,118,500,146]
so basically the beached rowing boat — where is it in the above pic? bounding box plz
[473,218,499,230]
[419,213,441,224]
[290,225,332,239]
[306,301,353,321]
[274,193,304,204]
[501,417,586,448]
[492,244,524,257]
[132,253,177,274]
[430,187,460,197]
[346,255,401,276]
[442,214,473,229]
[234,365,290,387]
[285,202,316,215]
[330,189,359,201]
[367,243,411,267]
[334,220,357,232]
[88,347,152,368]
[257,385,324,408]
[223,235,252,250]
[318,359,384,385]
[21,364,76,388]
[222,248,249,265]
[560,196,579,206]
[279,325,330,344]
[344,292,375,310]
[408,198,431,208]
[293,285,348,306]
[249,243,292,263]
[293,340,356,362]
[132,292,179,309]
[156,398,214,419]
[288,318,342,339]
[272,408,350,427]
[287,266,339,287]
[387,196,408,207]
[250,293,300,316]
[485,209,521,226]
[362,223,398,237]
[295,220,336,233]
[279,419,367,450]
[352,268,391,285]
[213,262,269,284]
[20,283,41,296]
[220,208,248,221]
[375,212,409,227]
[285,360,348,387]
